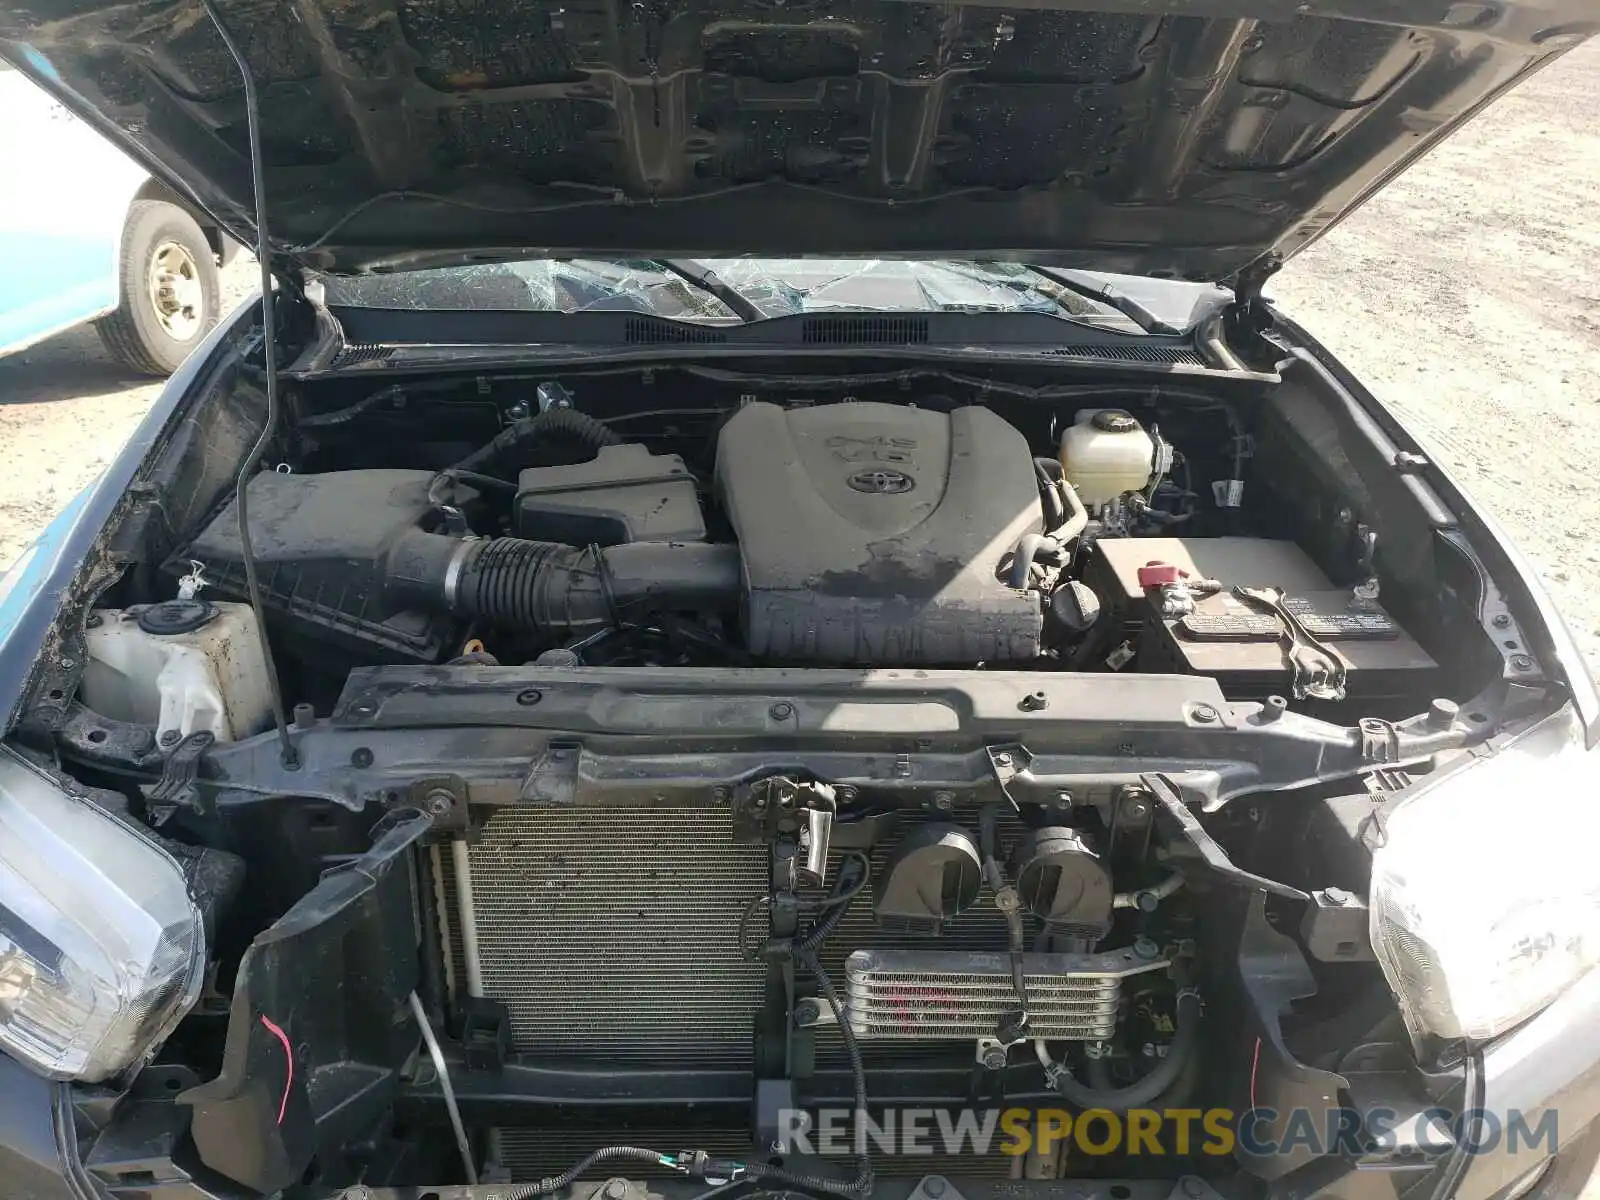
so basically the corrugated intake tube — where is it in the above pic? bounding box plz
[385,530,743,636]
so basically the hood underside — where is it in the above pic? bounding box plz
[2,0,1592,277]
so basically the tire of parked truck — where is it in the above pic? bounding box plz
[96,199,220,376]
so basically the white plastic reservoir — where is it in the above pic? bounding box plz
[82,601,273,742]
[1058,409,1157,506]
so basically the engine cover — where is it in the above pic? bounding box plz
[715,401,1042,663]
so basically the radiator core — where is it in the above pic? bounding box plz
[453,804,771,1068]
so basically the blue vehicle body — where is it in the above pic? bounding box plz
[0,58,174,358]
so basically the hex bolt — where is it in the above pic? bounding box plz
[793,999,820,1025]
[993,752,1012,767]
[1055,790,1074,805]
[605,1179,628,1200]
[1133,936,1160,960]
[1511,654,1535,671]
[1191,703,1219,724]
[979,1045,1008,1071]
[85,613,103,629]
[710,786,731,805]
[932,790,955,811]
[425,789,454,816]
[1492,613,1512,629]
[159,729,182,747]
[770,701,794,720]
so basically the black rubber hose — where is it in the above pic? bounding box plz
[1033,458,1066,529]
[1008,533,1053,591]
[450,407,621,478]
[1036,990,1202,1110]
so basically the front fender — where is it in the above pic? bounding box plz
[0,295,260,733]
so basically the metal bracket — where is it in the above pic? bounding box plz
[148,731,216,821]
[522,742,582,805]
[537,380,575,413]
[733,776,837,882]
[1142,774,1307,901]
[984,743,1031,809]
[1438,528,1546,685]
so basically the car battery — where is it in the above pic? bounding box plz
[1084,537,1436,701]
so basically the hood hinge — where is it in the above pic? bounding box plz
[1229,253,1282,327]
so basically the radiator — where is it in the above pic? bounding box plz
[447,804,772,1068]
[438,805,1117,1070]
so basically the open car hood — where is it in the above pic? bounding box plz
[2,0,1592,279]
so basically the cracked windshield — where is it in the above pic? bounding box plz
[319,259,1143,329]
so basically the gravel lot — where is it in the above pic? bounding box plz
[4,43,1600,680]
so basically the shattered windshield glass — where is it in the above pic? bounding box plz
[319,259,1143,330]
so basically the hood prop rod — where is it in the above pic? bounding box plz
[202,0,298,769]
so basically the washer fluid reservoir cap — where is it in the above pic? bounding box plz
[1090,410,1140,433]
[137,599,218,636]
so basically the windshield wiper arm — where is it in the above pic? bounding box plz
[1019,265,1182,336]
[656,259,766,323]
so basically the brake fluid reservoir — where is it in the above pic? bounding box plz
[1058,409,1156,505]
[82,601,272,742]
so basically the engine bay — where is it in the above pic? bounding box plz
[28,356,1548,1199]
[140,370,1439,708]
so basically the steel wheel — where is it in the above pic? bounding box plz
[146,239,205,342]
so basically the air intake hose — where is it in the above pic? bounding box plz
[450,408,621,479]
[386,530,742,635]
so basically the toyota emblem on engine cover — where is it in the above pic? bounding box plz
[849,469,915,494]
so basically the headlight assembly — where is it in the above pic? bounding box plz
[0,746,204,1081]
[1370,704,1600,1045]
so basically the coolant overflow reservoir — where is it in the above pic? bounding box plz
[1058,409,1156,506]
[82,601,273,743]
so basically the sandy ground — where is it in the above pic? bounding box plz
[4,46,1600,653]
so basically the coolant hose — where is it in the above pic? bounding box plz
[385,530,743,635]
[1035,989,1202,1110]
[450,408,621,479]
[1009,481,1088,589]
